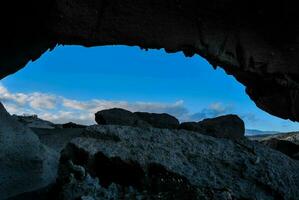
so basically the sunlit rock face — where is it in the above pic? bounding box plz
[0,103,58,200]
[1,0,299,121]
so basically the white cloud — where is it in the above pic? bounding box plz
[0,84,57,109]
[28,93,57,110]
[0,83,191,125]
[0,83,241,125]
[39,111,95,125]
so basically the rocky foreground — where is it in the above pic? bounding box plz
[1,106,299,200]
[54,125,299,200]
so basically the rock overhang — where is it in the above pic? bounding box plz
[1,0,299,121]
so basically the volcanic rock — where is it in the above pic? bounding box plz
[0,103,58,199]
[55,125,299,200]
[95,108,151,128]
[134,112,180,129]
[180,115,245,140]
[3,1,299,123]
[198,114,245,139]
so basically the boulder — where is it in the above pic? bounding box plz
[95,108,151,128]
[134,112,179,129]
[180,115,245,140]
[197,114,245,139]
[54,125,299,200]
[0,103,58,199]
[261,138,299,160]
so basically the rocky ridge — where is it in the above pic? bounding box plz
[96,108,244,140]
[3,108,299,199]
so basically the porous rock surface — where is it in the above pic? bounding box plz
[0,103,58,200]
[56,125,299,200]
[180,114,245,139]
[2,1,299,122]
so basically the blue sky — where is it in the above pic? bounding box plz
[1,45,299,132]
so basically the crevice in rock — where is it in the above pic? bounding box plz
[93,152,145,188]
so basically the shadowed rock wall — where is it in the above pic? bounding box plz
[1,0,299,121]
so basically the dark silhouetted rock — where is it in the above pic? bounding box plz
[134,112,179,129]
[95,108,151,128]
[197,114,245,139]
[3,1,299,123]
[54,125,299,200]
[179,122,205,133]
[0,103,58,199]
[62,122,87,129]
[261,138,299,160]
[180,115,245,140]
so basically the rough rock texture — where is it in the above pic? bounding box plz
[261,138,299,160]
[55,125,299,200]
[0,103,58,200]
[1,1,299,122]
[12,114,56,129]
[96,108,180,129]
[134,112,180,129]
[180,114,245,139]
[197,114,245,139]
[95,108,151,128]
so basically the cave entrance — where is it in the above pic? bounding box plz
[1,45,299,133]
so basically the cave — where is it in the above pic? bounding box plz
[1,0,299,121]
[1,0,299,199]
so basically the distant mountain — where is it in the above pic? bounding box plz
[245,129,280,136]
